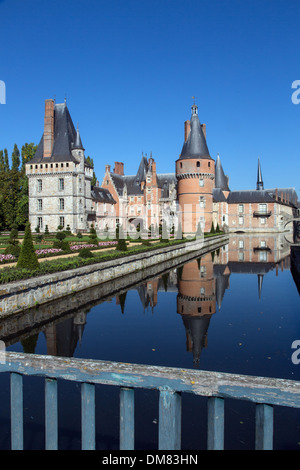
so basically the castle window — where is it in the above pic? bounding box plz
[66,163,69,167]
[30,165,33,169]
[51,164,53,168]
[238,204,244,213]
[61,163,64,168]
[59,216,65,228]
[37,199,43,211]
[260,217,266,224]
[180,162,182,168]
[40,164,43,169]
[37,217,43,230]
[59,178,64,191]
[197,161,200,167]
[35,165,38,169]
[208,162,211,167]
[199,196,206,208]
[59,198,65,210]
[199,179,204,187]
[239,216,244,225]
[37,179,42,192]
[45,164,48,169]
[259,204,267,214]
[56,164,58,168]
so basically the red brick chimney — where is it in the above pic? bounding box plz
[43,99,54,158]
[184,120,190,142]
[114,162,124,175]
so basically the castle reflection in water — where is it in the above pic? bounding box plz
[3,234,297,365]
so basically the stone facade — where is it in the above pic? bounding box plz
[26,99,115,233]
[100,155,177,233]
[26,99,299,236]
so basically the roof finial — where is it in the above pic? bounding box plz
[64,93,67,104]
[191,96,198,115]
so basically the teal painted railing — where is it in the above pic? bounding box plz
[1,351,300,450]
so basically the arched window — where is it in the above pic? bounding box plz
[197,161,200,167]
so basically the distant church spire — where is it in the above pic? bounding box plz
[256,157,264,190]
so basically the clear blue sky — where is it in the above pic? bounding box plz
[0,0,299,193]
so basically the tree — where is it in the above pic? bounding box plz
[116,224,127,251]
[86,156,97,187]
[88,224,98,244]
[5,226,20,257]
[17,222,39,270]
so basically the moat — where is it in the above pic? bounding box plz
[0,233,299,450]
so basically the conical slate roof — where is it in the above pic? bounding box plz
[215,154,230,191]
[30,101,90,165]
[73,125,84,150]
[180,104,211,160]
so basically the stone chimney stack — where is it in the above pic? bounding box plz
[43,99,55,158]
[114,162,124,175]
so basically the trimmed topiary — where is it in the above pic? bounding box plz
[17,222,39,270]
[115,224,127,251]
[78,247,94,258]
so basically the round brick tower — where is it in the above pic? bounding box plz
[176,104,215,235]
[177,253,216,364]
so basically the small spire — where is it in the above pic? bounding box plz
[74,124,84,150]
[256,157,264,190]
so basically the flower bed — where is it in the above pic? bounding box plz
[0,254,16,264]
[35,248,63,256]
[70,241,118,250]
[0,241,119,263]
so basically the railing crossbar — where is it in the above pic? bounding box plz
[3,352,300,450]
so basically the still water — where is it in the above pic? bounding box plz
[0,234,299,450]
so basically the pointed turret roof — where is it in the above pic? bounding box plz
[180,104,211,160]
[73,125,84,150]
[215,154,230,191]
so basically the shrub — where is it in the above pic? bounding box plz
[5,227,20,257]
[115,225,127,251]
[88,224,98,244]
[56,231,66,241]
[53,239,71,253]
[17,222,39,270]
[78,247,94,258]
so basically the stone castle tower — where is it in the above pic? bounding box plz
[25,99,94,233]
[176,104,215,234]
